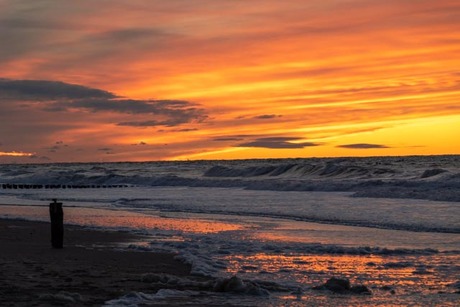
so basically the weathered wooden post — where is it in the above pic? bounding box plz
[49,199,64,248]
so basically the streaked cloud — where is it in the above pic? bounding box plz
[254,114,283,120]
[337,143,390,149]
[98,147,113,151]
[131,141,148,146]
[238,137,320,149]
[0,78,207,128]
[0,78,115,100]
[214,137,245,142]
[213,135,257,142]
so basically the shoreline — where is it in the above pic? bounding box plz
[0,218,193,306]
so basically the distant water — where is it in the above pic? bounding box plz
[1,156,459,306]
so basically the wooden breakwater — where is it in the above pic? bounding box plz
[0,183,130,189]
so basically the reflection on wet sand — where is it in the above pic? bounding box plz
[0,205,243,233]
[225,253,459,303]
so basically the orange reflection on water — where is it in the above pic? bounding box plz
[225,253,459,295]
[67,210,243,234]
[0,205,243,234]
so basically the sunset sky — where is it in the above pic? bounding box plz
[1,0,459,163]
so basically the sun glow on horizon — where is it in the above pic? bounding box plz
[0,152,34,157]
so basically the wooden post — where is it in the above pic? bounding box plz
[49,199,64,248]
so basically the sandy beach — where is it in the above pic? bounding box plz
[0,218,193,306]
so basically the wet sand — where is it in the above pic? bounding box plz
[0,218,193,306]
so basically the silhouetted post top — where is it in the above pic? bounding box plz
[49,199,64,248]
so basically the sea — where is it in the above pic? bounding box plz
[0,155,459,306]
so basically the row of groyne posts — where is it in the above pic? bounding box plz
[1,183,130,189]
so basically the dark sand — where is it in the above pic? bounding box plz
[0,219,193,306]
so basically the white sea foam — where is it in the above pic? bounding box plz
[104,275,293,306]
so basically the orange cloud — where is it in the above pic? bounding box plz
[0,0,459,161]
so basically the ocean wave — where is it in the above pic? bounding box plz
[1,156,459,203]
[203,162,399,179]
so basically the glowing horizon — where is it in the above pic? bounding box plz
[0,151,34,157]
[0,0,459,163]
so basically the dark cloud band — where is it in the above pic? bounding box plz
[0,78,207,128]
[237,137,320,149]
[0,79,115,100]
[337,143,389,149]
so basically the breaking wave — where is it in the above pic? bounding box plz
[1,156,459,202]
